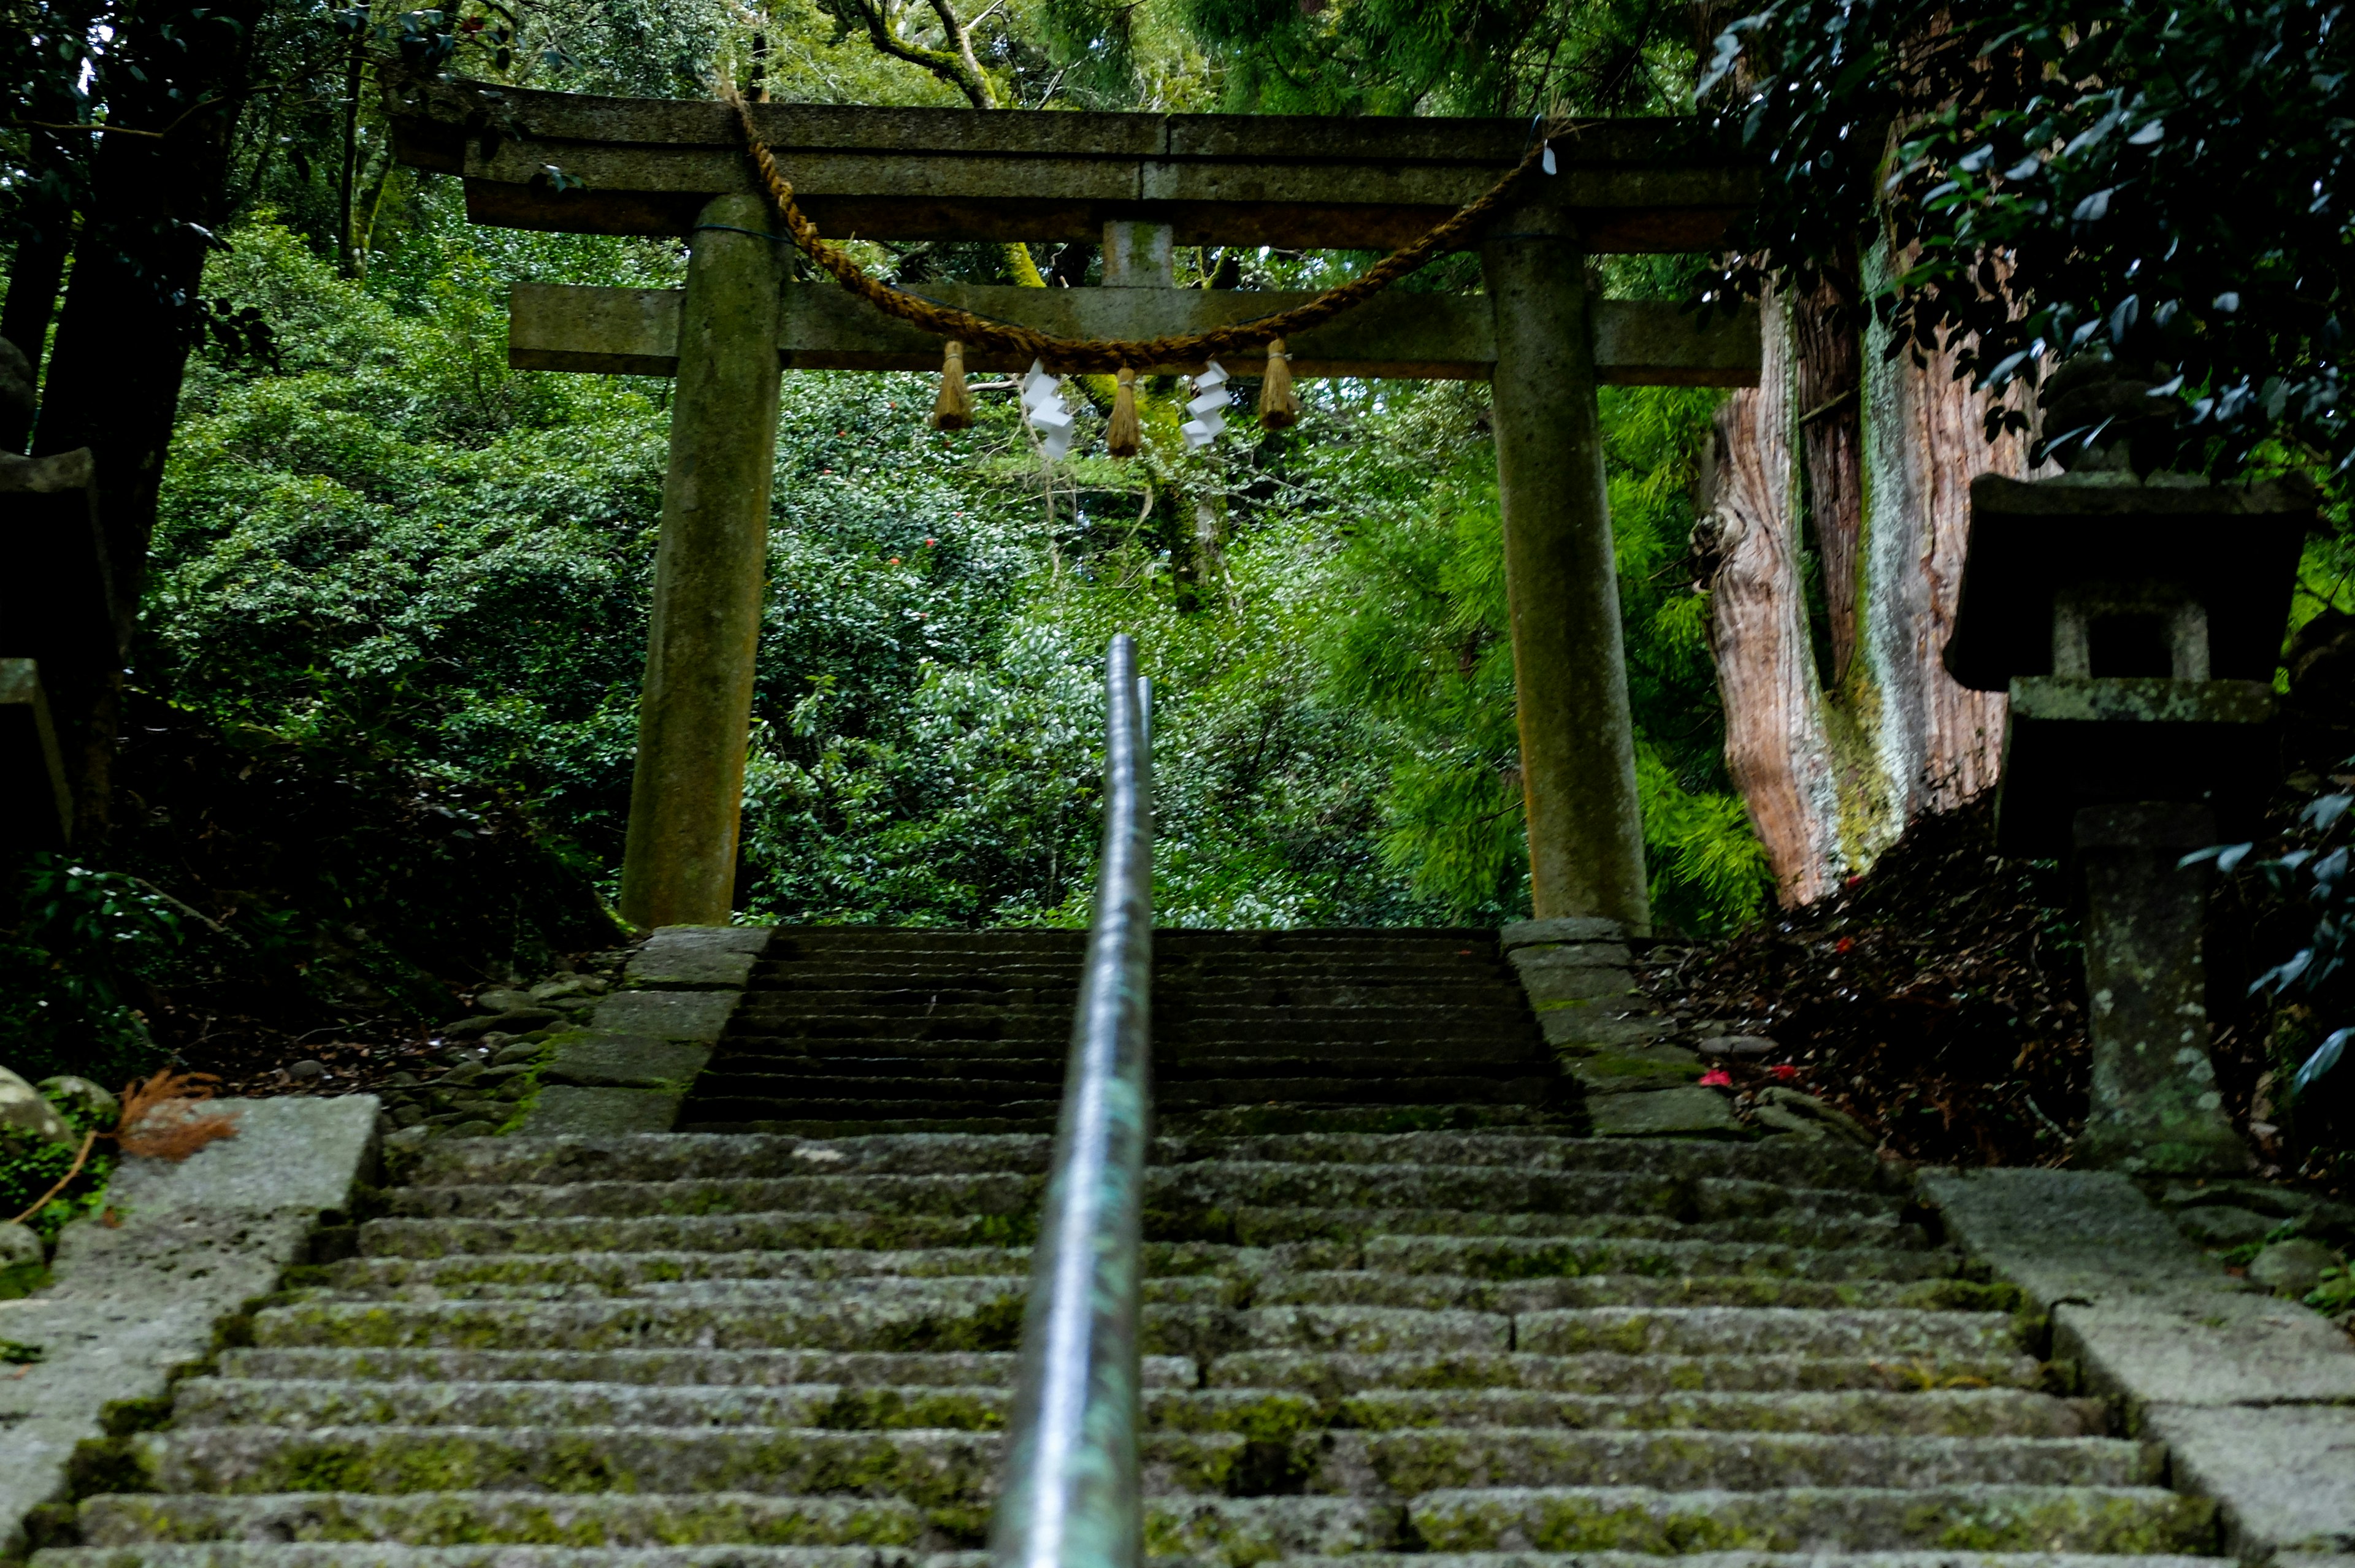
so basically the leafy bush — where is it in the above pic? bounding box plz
[2192,786,2355,1120]
[0,858,191,1089]
[0,1079,121,1247]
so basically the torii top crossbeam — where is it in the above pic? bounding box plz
[387,80,1755,252]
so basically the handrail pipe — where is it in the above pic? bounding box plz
[988,633,1156,1568]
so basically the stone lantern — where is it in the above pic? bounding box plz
[1943,359,2313,1175]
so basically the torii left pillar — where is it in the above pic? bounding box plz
[619,193,784,927]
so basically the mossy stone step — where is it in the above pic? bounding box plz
[1316,1430,2158,1494]
[383,1172,1046,1222]
[166,1380,2099,1441]
[673,1090,1069,1120]
[39,1551,954,1568]
[130,1424,2159,1506]
[1168,1133,1883,1185]
[1154,1076,1558,1108]
[131,1426,1247,1504]
[71,1493,941,1549]
[247,1293,1038,1354]
[1360,1235,1956,1281]
[680,1115,1063,1136]
[328,1235,1951,1292]
[1511,1307,2021,1359]
[1246,1271,2007,1313]
[354,1212,1041,1260]
[261,1296,1729,1358]
[214,1348,1200,1387]
[684,1080,1558,1125]
[1198,1350,2046,1398]
[380,1165,1901,1225]
[166,1380,1308,1434]
[1328,1388,2099,1437]
[317,1263,1977,1314]
[391,1133,1885,1190]
[730,979,1498,1004]
[354,1201,1921,1262]
[400,1134,1057,1187]
[71,1494,1400,1561]
[1281,1544,2232,1553]
[1206,1206,1924,1250]
[1407,1484,2216,1555]
[329,1247,1040,1292]
[693,1058,1068,1085]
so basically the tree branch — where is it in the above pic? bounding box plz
[827,0,997,107]
[825,0,1041,284]
[924,0,996,107]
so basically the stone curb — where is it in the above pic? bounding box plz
[0,1095,380,1558]
[519,925,775,1136]
[1498,916,1627,952]
[1495,926,1734,1138]
[625,925,776,990]
[1920,1165,2355,1562]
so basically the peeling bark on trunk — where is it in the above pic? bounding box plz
[1707,251,2042,904]
[1863,281,2026,822]
[1704,291,1842,906]
[1794,270,1864,684]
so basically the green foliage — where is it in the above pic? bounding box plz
[2196,789,2355,1108]
[1292,378,1769,932]
[0,858,187,1088]
[1181,0,1692,115]
[1704,0,2355,474]
[2311,1261,2355,1317]
[0,1077,120,1245]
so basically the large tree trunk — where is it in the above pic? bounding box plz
[1793,269,1864,685]
[1702,289,1841,906]
[0,0,101,455]
[31,0,264,834]
[1707,246,2040,901]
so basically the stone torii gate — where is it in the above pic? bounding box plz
[389,85,1760,932]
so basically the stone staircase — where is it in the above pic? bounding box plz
[682,928,1571,1137]
[34,927,2229,1568]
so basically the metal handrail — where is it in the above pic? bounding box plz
[988,633,1155,1568]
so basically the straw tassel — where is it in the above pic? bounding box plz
[1257,338,1300,430]
[931,340,973,430]
[1106,367,1142,458]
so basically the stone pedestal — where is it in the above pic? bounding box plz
[2073,804,2251,1176]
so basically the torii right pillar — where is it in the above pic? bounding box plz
[1483,207,1650,931]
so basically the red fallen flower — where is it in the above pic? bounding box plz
[1834,936,1853,954]
[924,537,938,546]
[1698,1069,1733,1087]
[1771,1064,1799,1081]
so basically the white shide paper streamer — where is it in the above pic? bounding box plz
[1181,360,1231,451]
[1021,359,1076,461]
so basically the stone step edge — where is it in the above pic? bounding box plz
[495,927,776,1142]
